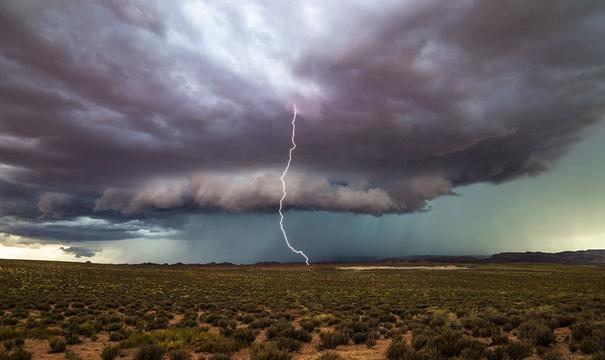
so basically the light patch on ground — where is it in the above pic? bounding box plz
[336,265,468,270]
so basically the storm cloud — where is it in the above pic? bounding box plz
[1,0,604,244]
[60,246,98,258]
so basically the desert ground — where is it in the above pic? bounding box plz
[0,260,604,360]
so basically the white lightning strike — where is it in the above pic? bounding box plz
[278,105,310,266]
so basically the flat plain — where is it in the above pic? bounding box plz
[0,260,604,360]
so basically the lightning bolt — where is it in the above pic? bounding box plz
[278,105,310,266]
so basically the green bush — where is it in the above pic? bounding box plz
[101,345,121,360]
[491,334,509,346]
[386,340,425,360]
[411,334,428,350]
[0,328,18,341]
[572,322,593,341]
[503,341,532,360]
[300,319,318,332]
[543,351,564,360]
[168,349,192,360]
[65,333,82,345]
[318,332,348,350]
[518,320,555,346]
[195,333,241,354]
[351,332,367,344]
[0,349,33,360]
[428,330,469,358]
[3,338,24,352]
[592,352,605,360]
[250,343,292,360]
[48,337,66,353]
[134,344,165,360]
[486,348,506,360]
[276,336,302,352]
[365,334,377,348]
[232,328,256,344]
[459,341,485,360]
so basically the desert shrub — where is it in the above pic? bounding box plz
[580,337,601,354]
[491,334,509,346]
[543,351,563,360]
[535,327,556,347]
[386,340,424,360]
[316,353,343,360]
[65,333,82,345]
[209,354,231,360]
[275,336,301,352]
[195,333,241,354]
[267,321,293,339]
[326,318,339,326]
[239,314,255,324]
[267,321,311,343]
[48,337,66,353]
[168,349,192,360]
[250,343,292,360]
[318,331,349,350]
[593,352,605,360]
[3,338,24,352]
[64,351,81,360]
[572,322,594,341]
[502,341,532,360]
[486,347,506,360]
[134,344,165,360]
[366,333,377,348]
[412,334,429,350]
[503,316,524,332]
[459,341,485,360]
[101,345,121,360]
[518,320,555,346]
[300,318,318,332]
[120,332,154,348]
[464,317,497,338]
[0,349,33,360]
[0,318,19,327]
[554,315,576,327]
[231,328,256,344]
[76,321,97,337]
[351,332,367,344]
[106,322,123,331]
[109,330,127,341]
[428,330,471,358]
[250,318,273,329]
[0,328,19,341]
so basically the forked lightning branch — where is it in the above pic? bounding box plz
[278,105,310,265]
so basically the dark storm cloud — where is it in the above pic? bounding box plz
[0,0,604,243]
[0,215,180,243]
[60,246,98,258]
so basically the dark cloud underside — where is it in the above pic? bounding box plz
[0,0,604,243]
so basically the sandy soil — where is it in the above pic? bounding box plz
[24,333,109,360]
[294,336,390,360]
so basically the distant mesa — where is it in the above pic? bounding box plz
[488,249,605,264]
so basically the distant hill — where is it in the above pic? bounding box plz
[488,249,605,264]
[318,250,605,265]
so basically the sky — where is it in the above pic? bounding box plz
[0,0,604,264]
